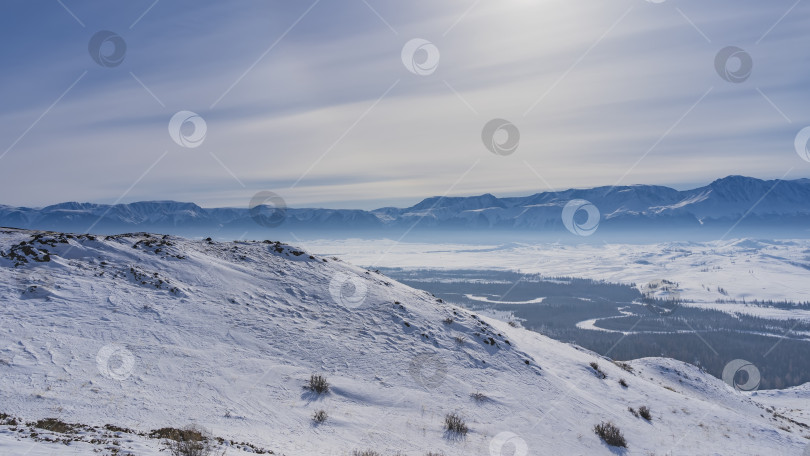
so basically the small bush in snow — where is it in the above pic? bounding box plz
[163,426,221,456]
[444,413,468,435]
[619,378,628,388]
[614,361,634,373]
[443,317,454,325]
[454,336,466,345]
[590,362,607,379]
[313,410,327,423]
[352,451,381,456]
[628,407,639,418]
[638,405,652,421]
[594,421,627,448]
[0,413,18,426]
[33,418,76,434]
[307,374,330,394]
[470,391,488,402]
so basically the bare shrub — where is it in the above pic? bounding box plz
[313,410,328,424]
[470,391,488,402]
[33,418,77,434]
[590,362,607,379]
[444,413,468,435]
[614,361,634,373]
[594,421,627,447]
[352,451,381,456]
[163,426,221,456]
[307,374,330,394]
[0,413,18,426]
[638,405,652,421]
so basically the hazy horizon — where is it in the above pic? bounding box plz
[3,173,807,211]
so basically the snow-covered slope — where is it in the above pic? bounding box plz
[0,229,807,455]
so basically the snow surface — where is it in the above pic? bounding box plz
[0,229,808,455]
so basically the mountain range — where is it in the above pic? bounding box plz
[2,176,809,240]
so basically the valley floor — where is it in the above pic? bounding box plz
[300,238,810,315]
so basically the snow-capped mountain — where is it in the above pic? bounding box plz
[382,175,810,235]
[2,176,809,240]
[0,228,807,455]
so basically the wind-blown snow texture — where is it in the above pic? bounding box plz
[2,176,810,239]
[0,229,807,455]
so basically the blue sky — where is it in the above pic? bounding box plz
[1,0,809,209]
